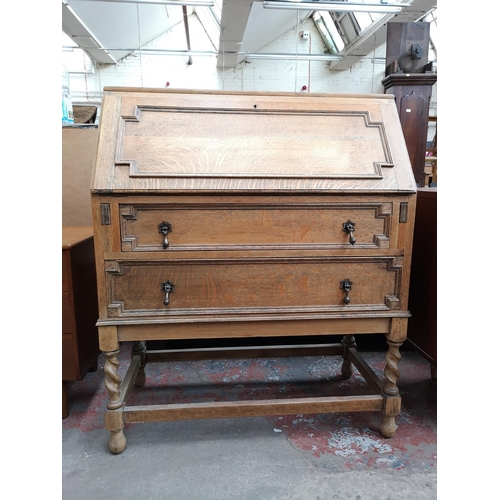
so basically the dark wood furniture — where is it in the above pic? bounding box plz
[382,22,437,187]
[62,226,100,418]
[384,22,433,77]
[382,73,436,187]
[407,188,437,377]
[91,88,417,454]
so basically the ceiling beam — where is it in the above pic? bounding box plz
[328,0,436,71]
[62,0,188,64]
[62,1,117,63]
[216,0,253,68]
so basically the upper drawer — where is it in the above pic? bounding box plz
[119,202,393,251]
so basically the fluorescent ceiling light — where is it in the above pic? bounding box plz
[244,52,343,61]
[262,1,409,13]
[132,49,216,56]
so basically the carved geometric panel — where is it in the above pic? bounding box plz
[117,108,393,179]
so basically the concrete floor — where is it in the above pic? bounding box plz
[62,341,437,500]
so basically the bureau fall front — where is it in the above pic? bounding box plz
[91,88,416,454]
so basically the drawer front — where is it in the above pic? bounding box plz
[119,203,392,251]
[104,257,403,318]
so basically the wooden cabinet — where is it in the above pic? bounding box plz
[382,73,437,187]
[382,22,437,188]
[91,88,416,454]
[62,226,99,418]
[407,188,437,376]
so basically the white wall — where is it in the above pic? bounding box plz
[68,14,388,97]
[67,12,436,137]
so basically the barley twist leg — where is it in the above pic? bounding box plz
[381,339,403,438]
[103,349,126,454]
[104,350,122,409]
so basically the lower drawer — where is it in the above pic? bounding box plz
[104,256,403,318]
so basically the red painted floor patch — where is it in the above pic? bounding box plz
[63,342,436,471]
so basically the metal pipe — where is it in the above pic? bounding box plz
[62,46,345,62]
[182,6,193,65]
[262,1,409,13]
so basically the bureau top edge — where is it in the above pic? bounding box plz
[90,187,417,195]
[103,86,395,101]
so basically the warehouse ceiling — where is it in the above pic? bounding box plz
[62,0,437,70]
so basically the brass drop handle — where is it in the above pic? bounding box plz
[158,221,172,249]
[342,220,356,245]
[340,279,353,305]
[161,280,175,306]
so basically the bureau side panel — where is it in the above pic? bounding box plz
[396,193,417,310]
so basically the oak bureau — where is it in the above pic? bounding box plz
[91,88,417,454]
